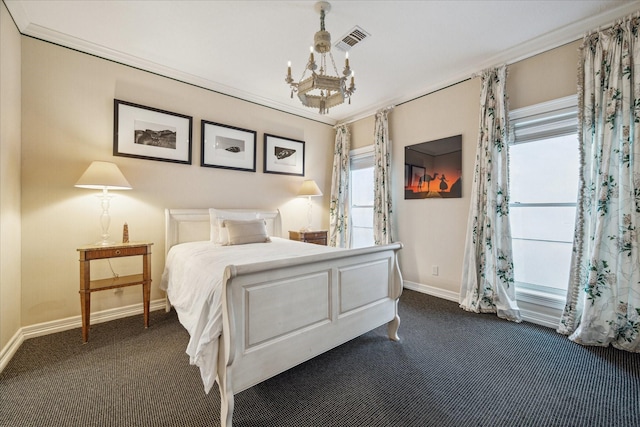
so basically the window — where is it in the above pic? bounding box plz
[350,146,375,248]
[509,96,579,301]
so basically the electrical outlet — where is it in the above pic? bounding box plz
[432,265,439,276]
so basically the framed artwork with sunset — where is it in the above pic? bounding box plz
[404,135,462,199]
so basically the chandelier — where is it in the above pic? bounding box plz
[285,1,355,115]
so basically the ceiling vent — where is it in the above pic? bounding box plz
[334,26,370,51]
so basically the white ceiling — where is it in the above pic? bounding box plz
[5,0,640,125]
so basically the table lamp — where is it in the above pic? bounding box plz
[297,179,323,231]
[75,161,132,245]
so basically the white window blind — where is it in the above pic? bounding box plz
[350,146,374,248]
[510,95,578,144]
[509,95,579,304]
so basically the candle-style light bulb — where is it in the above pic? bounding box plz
[345,52,349,68]
[287,60,291,77]
[309,46,314,62]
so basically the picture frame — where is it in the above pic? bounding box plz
[201,120,257,172]
[113,99,192,164]
[263,134,305,176]
[404,135,462,199]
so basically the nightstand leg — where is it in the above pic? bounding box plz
[79,257,91,343]
[143,282,150,328]
[80,291,90,343]
[142,252,151,328]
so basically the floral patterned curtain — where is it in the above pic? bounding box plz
[558,16,640,352]
[460,66,521,322]
[374,108,394,245]
[329,124,350,248]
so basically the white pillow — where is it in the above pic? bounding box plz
[222,219,271,245]
[209,209,260,245]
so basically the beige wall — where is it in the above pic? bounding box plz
[350,40,580,298]
[19,38,334,327]
[507,40,580,110]
[350,115,375,150]
[0,2,22,351]
[391,79,481,295]
[2,24,582,352]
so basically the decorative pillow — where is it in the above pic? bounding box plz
[222,219,271,245]
[209,209,259,244]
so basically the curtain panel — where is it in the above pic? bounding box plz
[460,65,521,322]
[373,109,393,245]
[558,16,640,352]
[329,124,351,248]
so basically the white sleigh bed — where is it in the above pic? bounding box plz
[161,208,403,426]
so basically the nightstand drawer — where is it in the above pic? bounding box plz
[301,231,326,240]
[81,245,149,260]
[305,237,327,245]
[289,230,328,246]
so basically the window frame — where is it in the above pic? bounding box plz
[509,95,578,310]
[349,145,375,248]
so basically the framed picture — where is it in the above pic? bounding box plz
[201,120,256,172]
[404,135,462,199]
[263,134,305,176]
[113,99,192,164]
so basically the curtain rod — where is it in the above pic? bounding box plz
[336,104,395,127]
[377,105,395,114]
[587,9,640,35]
[334,6,640,129]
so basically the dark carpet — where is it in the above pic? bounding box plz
[1,290,638,427]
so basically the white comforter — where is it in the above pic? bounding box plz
[160,237,336,393]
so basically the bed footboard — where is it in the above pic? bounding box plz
[216,242,403,427]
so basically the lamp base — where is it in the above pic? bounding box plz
[96,190,114,247]
[299,226,313,232]
[95,239,115,246]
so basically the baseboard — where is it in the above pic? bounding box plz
[518,308,561,329]
[403,280,561,329]
[403,280,460,302]
[0,299,166,373]
[2,286,564,372]
[0,329,24,373]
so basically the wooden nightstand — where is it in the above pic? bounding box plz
[289,230,328,246]
[77,241,153,343]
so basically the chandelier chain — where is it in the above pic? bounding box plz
[328,52,340,78]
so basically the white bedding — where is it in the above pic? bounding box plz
[160,237,337,393]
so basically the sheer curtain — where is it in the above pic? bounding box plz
[460,66,521,322]
[329,124,350,248]
[373,108,394,245]
[558,15,640,352]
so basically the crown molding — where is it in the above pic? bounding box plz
[9,1,640,128]
[339,1,640,125]
[18,22,337,125]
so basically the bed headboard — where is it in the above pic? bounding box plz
[165,208,282,254]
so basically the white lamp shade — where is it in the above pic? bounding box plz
[297,179,323,197]
[75,161,132,190]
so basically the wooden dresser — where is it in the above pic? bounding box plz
[288,230,328,246]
